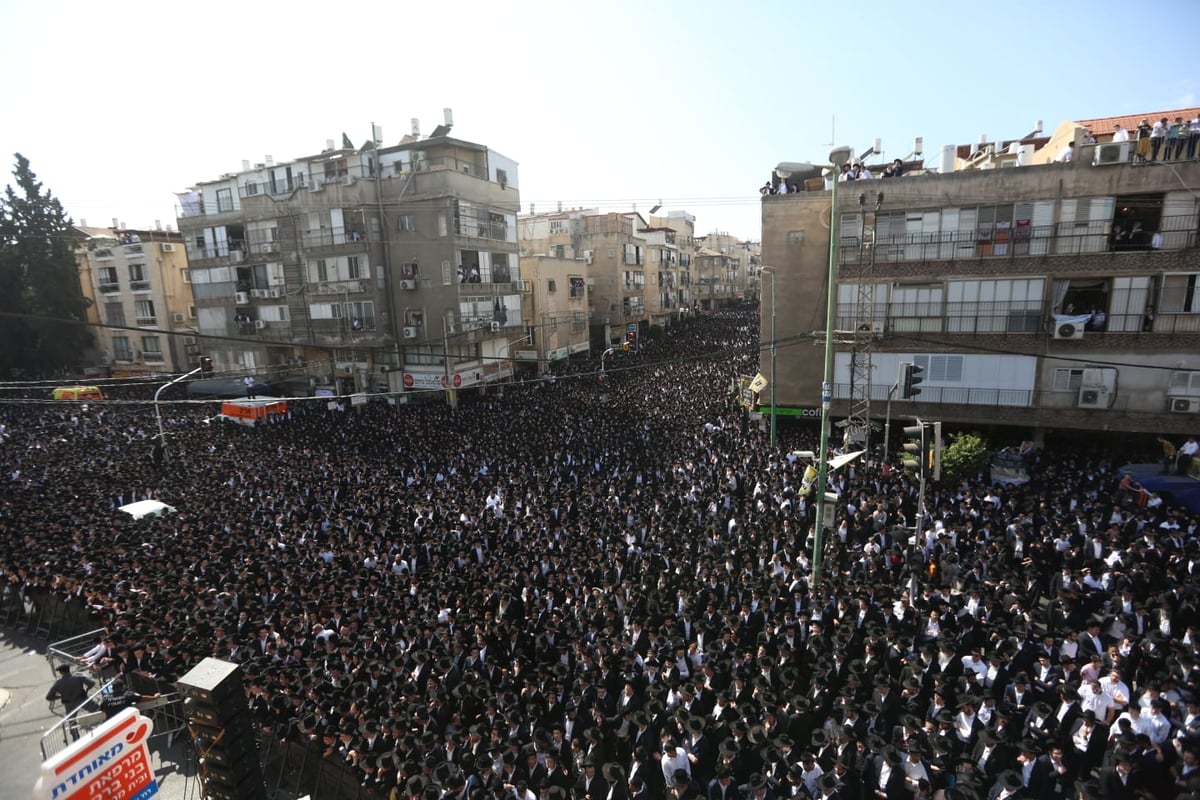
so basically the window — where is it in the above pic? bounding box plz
[400,262,419,279]
[142,336,163,362]
[129,263,148,290]
[112,336,133,361]
[1162,273,1200,313]
[344,301,375,330]
[569,277,586,298]
[553,245,566,258]
[946,279,1044,334]
[99,267,119,292]
[243,182,259,197]
[105,302,125,327]
[1052,368,1085,392]
[491,253,511,283]
[548,279,557,293]
[134,300,156,325]
[181,269,191,284]
[1169,371,1200,395]
[311,259,331,283]
[259,305,289,323]
[438,213,448,238]
[347,256,362,280]
[550,220,566,234]
[889,284,943,333]
[216,188,233,213]
[398,214,416,232]
[496,168,508,187]
[913,354,963,382]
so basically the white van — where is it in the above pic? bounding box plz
[117,500,177,520]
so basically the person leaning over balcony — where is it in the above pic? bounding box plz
[1157,436,1177,475]
[1167,117,1187,160]
[1178,436,1200,476]
[1188,114,1200,160]
[1151,117,1169,161]
[882,158,904,178]
[1136,119,1154,162]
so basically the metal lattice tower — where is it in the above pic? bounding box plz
[846,192,883,449]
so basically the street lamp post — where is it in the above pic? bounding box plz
[760,266,777,449]
[812,145,853,588]
[154,365,204,461]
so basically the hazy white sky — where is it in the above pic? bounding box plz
[2,0,1197,241]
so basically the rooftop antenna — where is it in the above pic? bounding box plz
[411,118,420,138]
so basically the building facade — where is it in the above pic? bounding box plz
[75,226,194,376]
[761,138,1200,438]
[176,128,521,397]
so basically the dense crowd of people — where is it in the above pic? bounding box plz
[3,305,1199,800]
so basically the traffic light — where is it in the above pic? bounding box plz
[901,362,924,399]
[901,422,927,481]
[199,356,213,377]
[930,421,942,481]
[622,342,630,352]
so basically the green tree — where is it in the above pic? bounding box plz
[940,431,989,483]
[0,154,92,377]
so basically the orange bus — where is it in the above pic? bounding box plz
[217,397,288,427]
[52,385,104,401]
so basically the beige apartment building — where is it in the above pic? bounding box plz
[512,256,590,374]
[761,110,1200,439]
[176,123,521,397]
[74,225,194,376]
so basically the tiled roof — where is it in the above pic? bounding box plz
[1076,108,1200,136]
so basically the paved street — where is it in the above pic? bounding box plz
[0,627,196,800]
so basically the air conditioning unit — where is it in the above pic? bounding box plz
[399,279,417,290]
[403,326,419,339]
[1170,397,1200,413]
[1093,141,1130,166]
[1053,321,1084,340]
[518,280,532,292]
[254,319,266,330]
[268,287,285,298]
[172,312,186,323]
[490,321,502,332]
[311,179,324,192]
[870,322,884,337]
[1077,387,1111,409]
[584,251,594,265]
[250,288,270,298]
[343,175,355,186]
[235,291,250,304]
[160,243,177,253]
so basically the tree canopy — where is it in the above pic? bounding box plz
[0,154,92,377]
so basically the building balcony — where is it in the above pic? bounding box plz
[124,243,145,257]
[302,228,368,249]
[185,242,247,264]
[136,316,157,326]
[130,280,151,292]
[839,214,1198,265]
[310,279,365,296]
[98,282,120,294]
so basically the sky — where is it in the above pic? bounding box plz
[2,0,1198,243]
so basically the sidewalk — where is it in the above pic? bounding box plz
[0,627,196,800]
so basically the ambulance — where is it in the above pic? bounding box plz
[216,396,288,427]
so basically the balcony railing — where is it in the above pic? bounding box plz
[302,228,368,248]
[840,214,1198,264]
[837,300,1200,336]
[832,381,1033,407]
[310,280,365,295]
[456,220,510,241]
[98,282,120,294]
[124,244,144,255]
[130,280,150,291]
[135,316,157,326]
[186,242,246,262]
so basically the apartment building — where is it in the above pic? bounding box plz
[695,231,759,305]
[513,256,590,373]
[761,114,1200,438]
[520,208,702,346]
[74,225,194,376]
[176,124,521,397]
